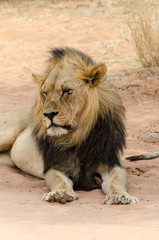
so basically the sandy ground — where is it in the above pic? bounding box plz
[0,1,159,239]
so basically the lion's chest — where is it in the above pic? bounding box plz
[44,146,81,181]
[36,138,81,182]
[35,137,100,190]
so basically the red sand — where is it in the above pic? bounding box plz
[0,1,159,239]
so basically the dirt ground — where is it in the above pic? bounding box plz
[0,1,159,239]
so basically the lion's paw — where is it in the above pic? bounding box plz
[104,192,139,205]
[42,189,78,204]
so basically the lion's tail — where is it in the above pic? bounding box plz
[126,151,159,161]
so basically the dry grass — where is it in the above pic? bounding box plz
[128,10,159,68]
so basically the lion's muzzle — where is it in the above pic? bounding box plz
[43,111,59,121]
[43,111,73,137]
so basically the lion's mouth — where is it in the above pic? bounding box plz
[45,118,78,137]
[51,123,71,130]
[46,122,72,137]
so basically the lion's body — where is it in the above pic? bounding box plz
[0,48,138,204]
[0,108,32,152]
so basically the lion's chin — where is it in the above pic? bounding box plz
[46,126,68,137]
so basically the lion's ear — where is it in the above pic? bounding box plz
[32,73,47,85]
[86,64,107,86]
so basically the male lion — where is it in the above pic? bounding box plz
[0,47,138,204]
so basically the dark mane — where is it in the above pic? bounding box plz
[50,47,95,67]
[51,48,66,61]
[33,111,125,191]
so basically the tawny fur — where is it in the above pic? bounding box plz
[0,47,138,204]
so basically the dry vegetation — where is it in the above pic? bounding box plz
[128,10,159,68]
[1,0,159,70]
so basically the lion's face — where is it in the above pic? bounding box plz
[39,64,88,137]
[33,48,107,140]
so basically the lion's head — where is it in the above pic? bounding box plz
[32,47,123,147]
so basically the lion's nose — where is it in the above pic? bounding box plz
[43,111,58,120]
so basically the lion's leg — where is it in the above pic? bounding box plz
[97,164,138,204]
[43,169,78,204]
[0,108,32,152]
[0,152,15,167]
[11,127,78,203]
[10,127,44,179]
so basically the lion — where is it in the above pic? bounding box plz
[0,47,138,204]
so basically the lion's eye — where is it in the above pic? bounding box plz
[62,89,73,96]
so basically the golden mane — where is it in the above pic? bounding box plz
[32,47,125,148]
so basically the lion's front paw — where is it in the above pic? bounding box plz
[42,189,78,204]
[104,192,139,205]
